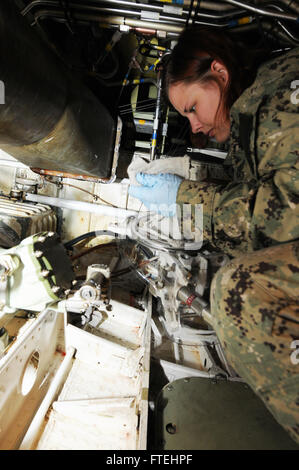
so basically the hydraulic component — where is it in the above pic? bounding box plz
[79,264,111,302]
[0,232,74,314]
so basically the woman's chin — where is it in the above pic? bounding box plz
[213,126,230,143]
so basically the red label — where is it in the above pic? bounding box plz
[186,294,196,306]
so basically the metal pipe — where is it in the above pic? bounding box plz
[230,19,299,45]
[197,0,238,11]
[24,193,138,219]
[32,10,230,31]
[31,10,185,32]
[23,0,163,16]
[267,3,299,42]
[27,1,183,24]
[150,73,162,161]
[259,0,299,15]
[222,0,299,21]
[30,168,116,184]
[157,0,238,11]
[22,0,245,20]
[177,286,214,327]
[277,19,299,42]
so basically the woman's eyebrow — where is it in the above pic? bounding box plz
[183,103,191,113]
[184,105,193,114]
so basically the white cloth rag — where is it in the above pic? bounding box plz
[127,154,191,185]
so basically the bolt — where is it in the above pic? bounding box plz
[27,313,36,319]
[166,423,177,435]
[80,286,97,301]
[52,286,60,294]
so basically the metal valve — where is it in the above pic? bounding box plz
[79,264,111,302]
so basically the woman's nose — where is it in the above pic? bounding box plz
[189,114,202,134]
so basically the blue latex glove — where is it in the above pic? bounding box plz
[129,172,183,217]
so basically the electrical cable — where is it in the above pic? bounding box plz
[70,242,117,261]
[44,177,119,207]
[118,100,157,116]
[64,230,118,250]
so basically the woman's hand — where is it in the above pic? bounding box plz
[128,172,183,217]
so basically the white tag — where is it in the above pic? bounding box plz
[163,5,183,15]
[162,123,168,136]
[141,10,160,20]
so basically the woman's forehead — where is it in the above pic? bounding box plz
[168,82,201,111]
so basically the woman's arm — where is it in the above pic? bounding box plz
[177,154,299,257]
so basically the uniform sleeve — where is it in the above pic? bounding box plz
[176,178,258,256]
[177,109,299,257]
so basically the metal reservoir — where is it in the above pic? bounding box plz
[0,0,116,178]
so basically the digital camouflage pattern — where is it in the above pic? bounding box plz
[177,47,299,444]
[177,47,299,257]
[211,241,299,445]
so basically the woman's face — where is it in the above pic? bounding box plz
[168,77,231,143]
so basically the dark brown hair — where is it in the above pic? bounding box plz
[163,27,268,126]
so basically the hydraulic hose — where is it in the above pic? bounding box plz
[64,230,118,250]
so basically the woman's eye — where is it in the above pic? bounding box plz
[190,105,196,113]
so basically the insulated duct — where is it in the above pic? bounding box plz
[0,0,117,178]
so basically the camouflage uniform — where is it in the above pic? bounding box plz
[177,47,299,444]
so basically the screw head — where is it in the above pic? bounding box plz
[52,286,60,294]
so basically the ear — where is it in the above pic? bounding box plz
[211,60,229,85]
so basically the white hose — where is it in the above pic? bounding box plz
[25,193,138,219]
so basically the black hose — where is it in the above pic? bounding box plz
[64,230,117,250]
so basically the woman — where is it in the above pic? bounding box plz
[129,27,299,445]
